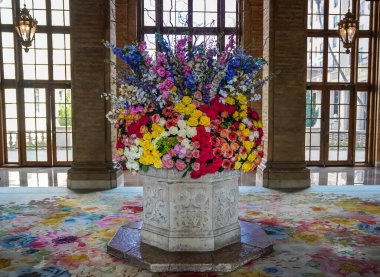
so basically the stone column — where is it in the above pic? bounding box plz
[68,0,123,189]
[256,0,310,189]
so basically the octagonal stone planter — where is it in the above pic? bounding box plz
[140,167,241,252]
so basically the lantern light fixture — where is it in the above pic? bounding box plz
[15,3,38,53]
[337,9,359,54]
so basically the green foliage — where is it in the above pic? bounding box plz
[57,93,72,127]
[156,136,178,155]
[306,90,319,128]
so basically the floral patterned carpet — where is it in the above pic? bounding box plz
[0,187,380,277]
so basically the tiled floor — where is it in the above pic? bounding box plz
[0,166,379,187]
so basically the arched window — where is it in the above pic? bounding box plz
[138,0,241,54]
[0,0,72,166]
[305,0,375,166]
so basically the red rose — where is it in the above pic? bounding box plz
[222,159,231,169]
[166,119,177,129]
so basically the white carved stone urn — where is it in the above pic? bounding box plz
[140,167,241,252]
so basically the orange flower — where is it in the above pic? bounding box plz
[221,143,230,153]
[140,125,148,134]
[231,142,239,151]
[221,111,229,118]
[220,129,228,138]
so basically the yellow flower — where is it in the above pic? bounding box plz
[140,154,154,165]
[225,96,235,105]
[240,104,247,111]
[184,107,193,116]
[152,123,164,134]
[187,103,196,111]
[140,140,153,150]
[242,128,250,137]
[118,113,125,119]
[172,86,177,92]
[248,152,257,162]
[174,103,186,113]
[117,148,124,156]
[199,116,211,126]
[239,123,246,131]
[233,111,239,119]
[240,111,247,118]
[192,109,203,118]
[187,117,199,127]
[152,149,162,158]
[153,158,162,168]
[182,96,192,105]
[243,141,253,152]
[258,121,263,128]
[151,131,159,138]
[235,162,242,170]
[240,153,247,160]
[242,162,253,173]
[143,133,152,141]
[237,94,247,105]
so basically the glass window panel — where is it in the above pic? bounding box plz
[23,49,36,64]
[338,147,348,160]
[25,118,35,131]
[36,50,48,64]
[35,33,48,48]
[51,0,64,9]
[36,118,47,131]
[357,91,367,105]
[64,11,70,25]
[25,104,36,117]
[1,8,13,24]
[4,89,17,103]
[2,32,14,47]
[33,10,47,25]
[6,119,18,132]
[144,10,156,26]
[3,64,15,79]
[358,38,369,52]
[144,0,156,10]
[5,104,17,118]
[329,148,338,161]
[36,65,49,79]
[225,0,236,12]
[358,68,368,82]
[53,33,65,48]
[26,149,37,162]
[310,147,320,161]
[2,48,14,63]
[226,13,236,27]
[52,10,64,26]
[56,132,67,147]
[53,49,66,64]
[54,65,66,80]
[37,149,48,162]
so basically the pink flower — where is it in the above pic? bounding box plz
[192,162,200,171]
[168,150,175,158]
[162,157,174,168]
[192,149,200,159]
[186,150,193,158]
[194,91,202,101]
[157,67,166,78]
[192,141,200,149]
[151,114,161,124]
[174,144,186,159]
[175,160,186,171]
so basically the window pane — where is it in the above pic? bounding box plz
[307,0,324,29]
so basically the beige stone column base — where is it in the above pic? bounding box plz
[68,165,124,190]
[256,163,310,189]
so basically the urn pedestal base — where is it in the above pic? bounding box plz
[107,220,273,272]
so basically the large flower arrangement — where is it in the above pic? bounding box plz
[104,34,267,179]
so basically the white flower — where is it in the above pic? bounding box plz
[177,120,186,129]
[169,126,179,135]
[178,129,187,138]
[159,118,166,126]
[186,126,197,138]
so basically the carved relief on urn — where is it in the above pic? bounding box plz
[140,168,241,252]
